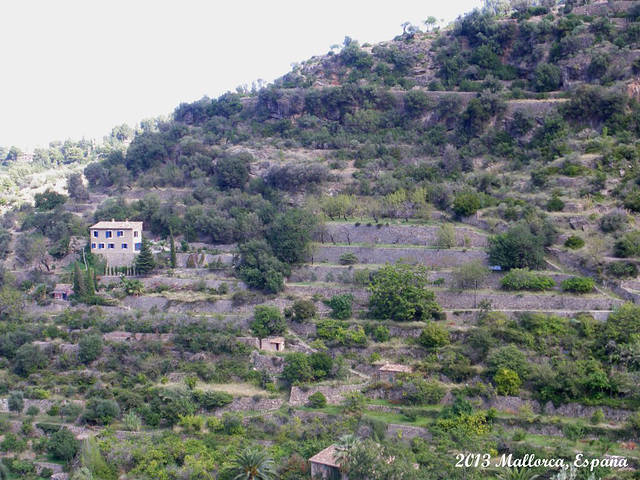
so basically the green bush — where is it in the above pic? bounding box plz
[561,277,595,294]
[564,235,584,250]
[546,196,564,212]
[600,210,627,233]
[339,253,359,265]
[401,378,447,405]
[624,191,640,213]
[488,223,549,270]
[418,323,450,349]
[606,261,638,279]
[198,391,233,410]
[250,305,286,339]
[494,368,521,396]
[308,391,327,408]
[452,192,488,217]
[500,269,556,291]
[615,231,640,258]
[368,263,443,322]
[324,294,354,320]
[48,427,80,462]
[292,300,316,321]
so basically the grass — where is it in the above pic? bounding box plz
[156,381,272,398]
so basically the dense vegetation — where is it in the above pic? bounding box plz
[1,1,640,478]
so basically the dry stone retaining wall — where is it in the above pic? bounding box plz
[251,351,285,375]
[219,397,283,414]
[436,291,622,312]
[289,384,365,406]
[321,224,488,248]
[386,424,431,441]
[314,245,487,267]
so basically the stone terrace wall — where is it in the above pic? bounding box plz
[321,224,488,248]
[251,351,285,375]
[289,384,365,406]
[436,291,623,311]
[386,424,431,441]
[314,245,487,267]
[220,397,283,413]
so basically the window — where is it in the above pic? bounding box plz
[117,231,124,237]
[135,242,141,251]
[91,243,96,249]
[98,243,105,249]
[121,243,128,249]
[106,231,112,238]
[93,231,98,238]
[134,231,139,238]
[108,243,115,249]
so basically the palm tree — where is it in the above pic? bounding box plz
[333,434,362,471]
[227,447,277,480]
[497,467,540,480]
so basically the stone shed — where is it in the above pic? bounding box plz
[309,445,342,479]
[377,363,412,383]
[260,336,285,352]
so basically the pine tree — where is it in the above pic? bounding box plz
[135,236,156,276]
[73,262,87,299]
[169,228,177,269]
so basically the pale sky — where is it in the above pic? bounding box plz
[0,0,483,151]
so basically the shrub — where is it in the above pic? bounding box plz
[339,253,358,265]
[324,294,354,320]
[624,190,640,213]
[282,353,313,383]
[402,378,447,405]
[606,261,638,279]
[372,325,389,342]
[308,392,327,408]
[342,391,366,416]
[199,391,233,410]
[78,334,103,364]
[251,305,286,339]
[292,300,316,321]
[500,269,556,291]
[564,235,584,250]
[436,224,456,249]
[591,409,605,425]
[368,263,442,321]
[486,345,528,378]
[488,223,548,270]
[48,427,80,462]
[600,209,627,233]
[546,196,564,212]
[561,277,595,294]
[83,399,120,425]
[494,368,522,396]
[418,323,450,349]
[452,192,485,217]
[615,231,640,258]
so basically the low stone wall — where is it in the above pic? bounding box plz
[222,397,283,413]
[251,351,285,375]
[289,383,365,406]
[314,245,487,268]
[100,275,244,293]
[102,331,173,343]
[543,402,633,423]
[321,224,488,248]
[386,423,431,441]
[436,291,622,312]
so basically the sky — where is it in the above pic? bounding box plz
[0,0,483,151]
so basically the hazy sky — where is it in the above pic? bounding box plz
[0,0,483,150]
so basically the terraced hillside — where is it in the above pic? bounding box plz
[2,1,640,479]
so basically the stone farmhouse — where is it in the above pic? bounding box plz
[376,363,412,383]
[309,445,342,479]
[90,220,143,267]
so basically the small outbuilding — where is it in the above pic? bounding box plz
[377,363,412,383]
[259,336,285,352]
[309,445,342,480]
[52,284,74,301]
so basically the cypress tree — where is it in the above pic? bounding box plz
[169,228,177,269]
[73,262,87,299]
[85,268,95,296]
[135,236,156,276]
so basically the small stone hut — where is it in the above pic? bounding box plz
[52,284,74,301]
[259,336,285,352]
[377,363,412,383]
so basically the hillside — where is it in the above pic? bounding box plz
[1,2,640,479]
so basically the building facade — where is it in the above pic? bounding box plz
[89,221,143,267]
